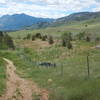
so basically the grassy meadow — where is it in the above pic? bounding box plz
[0,56,6,96]
[0,39,100,100]
[0,21,100,99]
[8,18,100,39]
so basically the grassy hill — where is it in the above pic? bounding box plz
[0,38,100,100]
[0,15,100,99]
[9,17,100,38]
[0,57,6,96]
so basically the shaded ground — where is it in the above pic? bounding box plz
[0,58,48,100]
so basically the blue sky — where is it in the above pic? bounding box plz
[0,0,100,18]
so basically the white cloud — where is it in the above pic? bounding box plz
[0,0,100,18]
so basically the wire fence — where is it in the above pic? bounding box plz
[16,46,100,78]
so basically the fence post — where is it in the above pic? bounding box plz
[61,64,64,76]
[87,53,90,78]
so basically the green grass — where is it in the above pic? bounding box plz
[2,20,100,99]
[0,40,100,100]
[8,18,100,39]
[0,17,100,99]
[0,57,6,96]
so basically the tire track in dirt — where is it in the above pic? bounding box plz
[0,58,49,100]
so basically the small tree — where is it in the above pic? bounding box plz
[32,35,35,41]
[42,35,47,41]
[48,35,54,44]
[86,36,91,42]
[0,31,4,37]
[67,40,73,49]
[95,37,100,43]
[76,31,86,40]
[62,39,67,47]
[85,24,88,27]
[5,35,15,50]
[35,33,42,39]
[26,34,31,39]
[62,32,73,42]
[61,32,73,48]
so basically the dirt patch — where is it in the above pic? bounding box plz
[0,58,49,100]
[20,40,50,50]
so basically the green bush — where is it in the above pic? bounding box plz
[35,33,42,39]
[48,35,54,44]
[0,32,15,50]
[61,32,73,49]
[41,35,47,41]
[32,35,36,41]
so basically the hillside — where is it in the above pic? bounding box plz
[49,12,100,27]
[26,11,100,29]
[0,13,54,31]
[1,12,100,31]
[0,11,100,100]
[9,17,100,39]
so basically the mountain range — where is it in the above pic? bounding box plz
[0,11,100,31]
[48,11,100,27]
[0,13,54,31]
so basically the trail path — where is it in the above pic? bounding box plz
[0,58,49,100]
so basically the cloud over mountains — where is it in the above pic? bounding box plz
[0,0,100,18]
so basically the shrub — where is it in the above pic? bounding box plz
[76,31,86,40]
[4,35,15,50]
[42,35,47,41]
[26,34,31,39]
[62,32,73,42]
[67,40,73,49]
[35,33,42,39]
[61,32,73,49]
[85,24,88,27]
[0,32,15,50]
[32,35,35,41]
[62,39,67,47]
[48,35,54,44]
[0,31,4,37]
[95,37,100,43]
[86,36,91,42]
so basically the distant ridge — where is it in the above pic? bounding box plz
[0,12,100,31]
[0,13,54,31]
[49,11,100,27]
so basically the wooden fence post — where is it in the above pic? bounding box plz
[87,53,90,78]
[61,64,64,76]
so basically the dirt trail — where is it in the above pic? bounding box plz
[0,58,49,100]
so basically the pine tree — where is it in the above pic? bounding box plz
[48,35,54,44]
[67,40,73,49]
[32,35,35,41]
[5,35,15,50]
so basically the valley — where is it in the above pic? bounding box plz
[0,11,100,100]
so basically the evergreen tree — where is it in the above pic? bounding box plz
[35,33,42,39]
[26,34,31,39]
[48,35,54,44]
[32,35,35,41]
[61,32,73,49]
[67,40,73,49]
[86,36,91,42]
[5,35,15,50]
[42,35,47,41]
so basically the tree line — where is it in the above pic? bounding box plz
[18,31,100,50]
[0,31,15,50]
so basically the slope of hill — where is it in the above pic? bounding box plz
[0,13,54,31]
[52,12,100,25]
[1,12,100,31]
[26,11,100,29]
[9,17,100,39]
